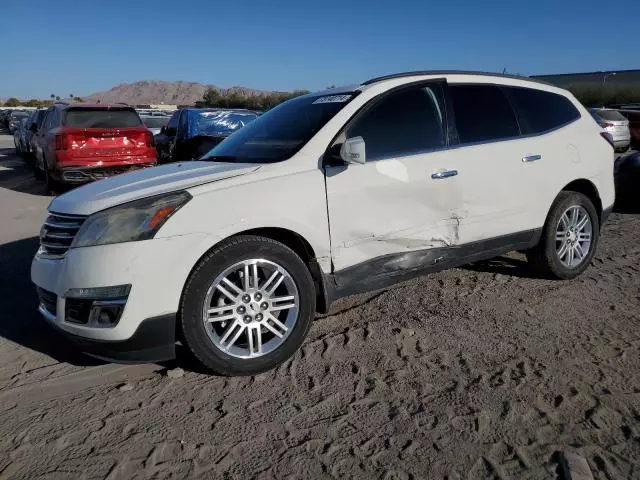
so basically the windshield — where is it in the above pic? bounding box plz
[201,93,356,163]
[190,110,258,137]
[593,109,627,121]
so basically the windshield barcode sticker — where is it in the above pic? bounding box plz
[312,94,352,104]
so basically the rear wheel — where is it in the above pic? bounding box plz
[180,236,316,376]
[527,191,599,279]
[33,156,44,180]
[44,166,59,196]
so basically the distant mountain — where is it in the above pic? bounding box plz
[87,80,275,105]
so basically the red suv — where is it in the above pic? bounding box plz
[33,103,157,193]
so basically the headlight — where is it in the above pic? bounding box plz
[71,191,191,248]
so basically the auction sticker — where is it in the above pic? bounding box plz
[312,94,353,104]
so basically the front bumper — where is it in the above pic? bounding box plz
[31,232,208,361]
[44,310,176,363]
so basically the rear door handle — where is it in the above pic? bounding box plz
[431,169,458,179]
[522,154,542,162]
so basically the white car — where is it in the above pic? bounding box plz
[31,71,615,375]
[589,108,631,153]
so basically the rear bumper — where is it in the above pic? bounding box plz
[613,138,630,148]
[54,162,156,184]
[42,310,176,363]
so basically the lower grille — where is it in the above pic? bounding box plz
[37,287,57,316]
[39,212,87,258]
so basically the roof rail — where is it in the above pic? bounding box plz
[361,70,554,87]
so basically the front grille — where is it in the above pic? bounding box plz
[39,212,87,258]
[37,287,57,316]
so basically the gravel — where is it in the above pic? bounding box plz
[0,135,639,479]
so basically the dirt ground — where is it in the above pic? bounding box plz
[1,135,639,479]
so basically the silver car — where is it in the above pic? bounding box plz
[589,108,631,152]
[140,115,170,136]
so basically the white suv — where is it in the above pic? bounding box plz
[31,71,615,375]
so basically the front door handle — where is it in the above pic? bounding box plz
[522,154,542,162]
[431,169,458,179]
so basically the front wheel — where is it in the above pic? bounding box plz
[180,236,316,376]
[527,191,599,279]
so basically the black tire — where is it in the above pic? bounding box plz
[180,235,316,376]
[527,191,599,280]
[33,162,44,180]
[44,167,59,196]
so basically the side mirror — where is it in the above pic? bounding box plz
[160,126,166,135]
[340,137,366,165]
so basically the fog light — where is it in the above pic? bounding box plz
[64,285,130,328]
[88,304,125,327]
[66,285,131,300]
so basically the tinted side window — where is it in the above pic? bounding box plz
[36,110,47,128]
[42,109,56,131]
[347,84,446,161]
[508,87,580,134]
[51,109,61,128]
[178,110,188,138]
[450,85,519,143]
[166,111,179,131]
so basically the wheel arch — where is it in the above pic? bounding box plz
[560,179,603,227]
[178,227,331,340]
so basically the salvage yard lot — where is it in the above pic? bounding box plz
[0,134,639,479]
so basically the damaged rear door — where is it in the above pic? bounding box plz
[324,80,464,274]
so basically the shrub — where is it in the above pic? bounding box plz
[200,89,310,110]
[568,84,640,107]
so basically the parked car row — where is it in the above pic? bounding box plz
[13,108,47,157]
[10,102,260,194]
[1,109,32,133]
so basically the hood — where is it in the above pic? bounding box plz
[50,161,260,216]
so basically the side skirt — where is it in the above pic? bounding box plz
[319,229,541,308]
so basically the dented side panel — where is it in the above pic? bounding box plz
[325,149,470,271]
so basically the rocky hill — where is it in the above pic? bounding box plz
[87,80,273,105]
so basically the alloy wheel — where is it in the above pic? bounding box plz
[201,259,299,359]
[555,205,592,268]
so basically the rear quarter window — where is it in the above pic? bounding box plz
[507,87,580,134]
[63,109,142,128]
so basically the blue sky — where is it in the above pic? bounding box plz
[3,0,638,98]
